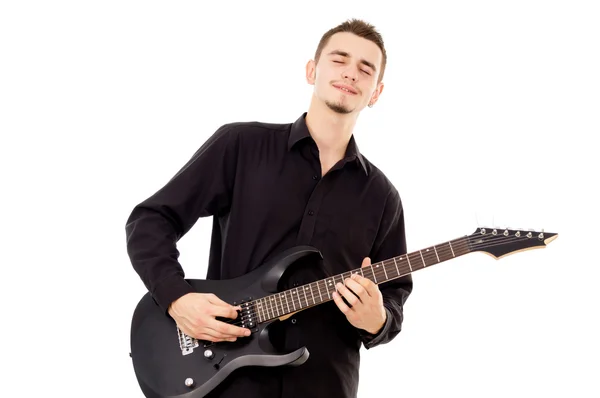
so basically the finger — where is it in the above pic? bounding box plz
[344,277,368,299]
[177,323,227,343]
[359,273,381,297]
[198,328,232,341]
[361,257,371,267]
[208,303,239,320]
[208,318,251,338]
[201,326,241,341]
[207,293,241,310]
[358,257,379,295]
[331,291,351,314]
[349,273,373,297]
[336,282,360,307]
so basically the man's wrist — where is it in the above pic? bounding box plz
[366,311,387,334]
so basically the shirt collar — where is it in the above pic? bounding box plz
[288,112,368,176]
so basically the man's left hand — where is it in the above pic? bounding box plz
[332,257,387,335]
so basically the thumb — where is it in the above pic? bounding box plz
[361,257,371,267]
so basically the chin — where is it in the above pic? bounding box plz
[324,100,354,115]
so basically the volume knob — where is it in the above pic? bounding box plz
[204,349,215,359]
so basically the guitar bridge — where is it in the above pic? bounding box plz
[177,326,199,356]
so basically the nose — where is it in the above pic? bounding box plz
[342,67,358,82]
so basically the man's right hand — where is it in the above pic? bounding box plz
[168,292,251,342]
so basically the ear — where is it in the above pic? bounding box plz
[305,59,316,85]
[369,81,384,106]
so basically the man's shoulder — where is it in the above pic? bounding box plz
[217,118,291,139]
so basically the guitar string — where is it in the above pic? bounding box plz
[216,233,543,328]
[208,233,545,329]
[219,233,542,329]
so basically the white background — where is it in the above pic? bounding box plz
[1,1,599,397]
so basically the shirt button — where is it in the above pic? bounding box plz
[291,318,297,324]
[308,210,314,216]
[312,175,318,180]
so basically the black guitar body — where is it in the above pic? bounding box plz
[130,245,322,398]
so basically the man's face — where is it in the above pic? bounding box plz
[307,32,383,115]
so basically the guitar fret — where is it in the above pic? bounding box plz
[317,281,323,302]
[271,296,278,317]
[303,286,310,307]
[393,257,400,275]
[297,287,304,309]
[266,297,272,320]
[423,247,438,267]
[284,292,290,313]
[278,294,285,316]
[260,298,266,320]
[433,245,440,262]
[419,250,426,267]
[326,278,333,299]
[381,262,388,280]
[296,288,302,308]
[449,241,455,257]
[405,255,413,271]
[309,284,316,304]
[290,290,296,311]
[371,266,378,283]
[256,300,263,322]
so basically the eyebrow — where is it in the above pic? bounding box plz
[327,50,377,72]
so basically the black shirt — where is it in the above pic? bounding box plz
[125,112,413,398]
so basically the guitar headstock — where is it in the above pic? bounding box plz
[468,227,558,259]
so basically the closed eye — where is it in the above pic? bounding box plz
[332,59,372,75]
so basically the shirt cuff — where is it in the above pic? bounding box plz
[152,274,195,315]
[359,307,392,349]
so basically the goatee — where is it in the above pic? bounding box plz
[325,100,352,114]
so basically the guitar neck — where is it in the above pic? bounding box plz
[253,236,471,323]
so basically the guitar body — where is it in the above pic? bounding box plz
[130,245,322,398]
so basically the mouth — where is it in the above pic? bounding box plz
[332,84,358,95]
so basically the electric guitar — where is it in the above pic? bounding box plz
[130,227,558,397]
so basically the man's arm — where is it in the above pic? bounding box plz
[125,124,239,314]
[359,188,413,349]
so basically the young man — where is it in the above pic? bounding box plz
[126,18,413,398]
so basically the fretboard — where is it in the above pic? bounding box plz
[252,236,471,323]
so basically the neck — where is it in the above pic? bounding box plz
[305,99,358,156]
[253,234,473,324]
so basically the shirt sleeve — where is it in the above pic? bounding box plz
[359,187,413,349]
[125,124,239,314]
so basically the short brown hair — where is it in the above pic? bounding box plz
[314,18,387,83]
